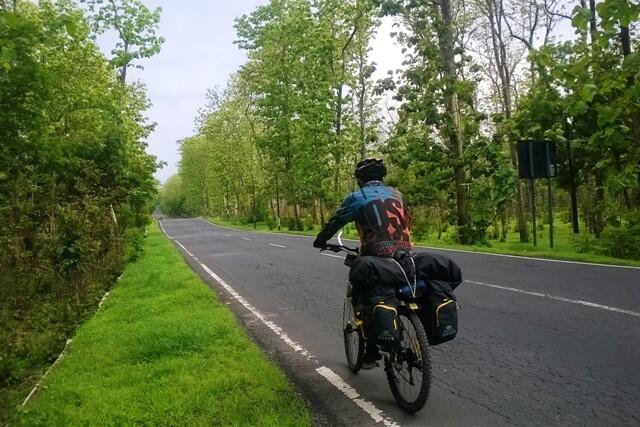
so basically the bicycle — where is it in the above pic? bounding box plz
[323,232,431,413]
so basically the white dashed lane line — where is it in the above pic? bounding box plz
[241,237,252,241]
[321,253,345,259]
[269,243,287,248]
[197,218,640,270]
[467,280,640,318]
[315,250,639,318]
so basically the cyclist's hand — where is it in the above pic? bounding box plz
[313,238,326,249]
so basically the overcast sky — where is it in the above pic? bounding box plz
[96,1,403,184]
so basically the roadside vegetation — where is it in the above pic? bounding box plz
[1,0,162,421]
[160,0,640,262]
[16,223,311,426]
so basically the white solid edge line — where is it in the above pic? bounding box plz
[195,217,640,270]
[467,280,640,318]
[159,220,398,426]
[316,367,400,427]
[269,243,287,248]
[420,245,640,270]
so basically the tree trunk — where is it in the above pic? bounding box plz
[334,84,344,207]
[358,52,367,160]
[487,0,529,242]
[437,0,468,236]
[593,172,605,237]
[587,0,606,236]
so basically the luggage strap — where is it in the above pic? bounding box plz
[389,256,417,298]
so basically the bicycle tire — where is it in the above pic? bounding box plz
[384,310,431,413]
[343,298,365,373]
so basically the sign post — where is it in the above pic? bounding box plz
[545,142,554,248]
[528,142,537,247]
[275,173,281,231]
[517,140,557,248]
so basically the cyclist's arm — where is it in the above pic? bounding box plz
[313,195,359,247]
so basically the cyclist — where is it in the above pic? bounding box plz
[313,158,414,368]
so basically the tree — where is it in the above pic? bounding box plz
[82,0,164,82]
[159,174,187,217]
[517,0,639,240]
[377,0,483,242]
[1,1,160,414]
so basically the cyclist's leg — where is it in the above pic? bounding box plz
[349,257,381,364]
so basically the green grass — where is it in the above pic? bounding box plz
[16,223,311,426]
[207,217,640,267]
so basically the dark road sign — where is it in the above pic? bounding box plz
[517,140,557,179]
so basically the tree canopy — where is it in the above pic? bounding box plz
[1,0,162,416]
[171,0,639,259]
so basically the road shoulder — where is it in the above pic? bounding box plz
[17,223,311,426]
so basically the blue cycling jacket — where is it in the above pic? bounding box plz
[315,181,413,256]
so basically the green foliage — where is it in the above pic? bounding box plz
[598,213,640,260]
[16,224,311,426]
[170,0,639,260]
[158,174,187,217]
[172,0,380,228]
[0,0,160,420]
[377,0,490,244]
[466,137,515,240]
[517,0,640,240]
[82,0,164,82]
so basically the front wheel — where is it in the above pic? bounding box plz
[384,310,431,413]
[343,297,364,373]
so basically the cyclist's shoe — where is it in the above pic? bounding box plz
[361,349,381,370]
[361,360,379,370]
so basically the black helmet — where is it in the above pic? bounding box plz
[354,158,387,183]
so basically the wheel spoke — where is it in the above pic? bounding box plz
[344,297,364,372]
[385,312,430,411]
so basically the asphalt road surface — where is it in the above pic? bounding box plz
[160,218,640,427]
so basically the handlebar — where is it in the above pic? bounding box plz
[321,243,359,254]
[317,230,359,254]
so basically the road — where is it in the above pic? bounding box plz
[160,218,640,426]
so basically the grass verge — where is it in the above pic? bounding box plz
[16,223,311,426]
[206,217,640,267]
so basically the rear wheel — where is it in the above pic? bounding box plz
[343,297,364,373]
[384,310,431,413]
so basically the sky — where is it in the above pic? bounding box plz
[96,1,404,184]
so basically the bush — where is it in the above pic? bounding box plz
[265,216,277,230]
[284,217,303,231]
[454,225,490,246]
[411,213,430,241]
[598,216,640,260]
[301,215,315,231]
[572,234,594,254]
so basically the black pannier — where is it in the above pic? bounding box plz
[412,252,461,345]
[372,303,400,349]
[349,251,462,346]
[424,279,458,345]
